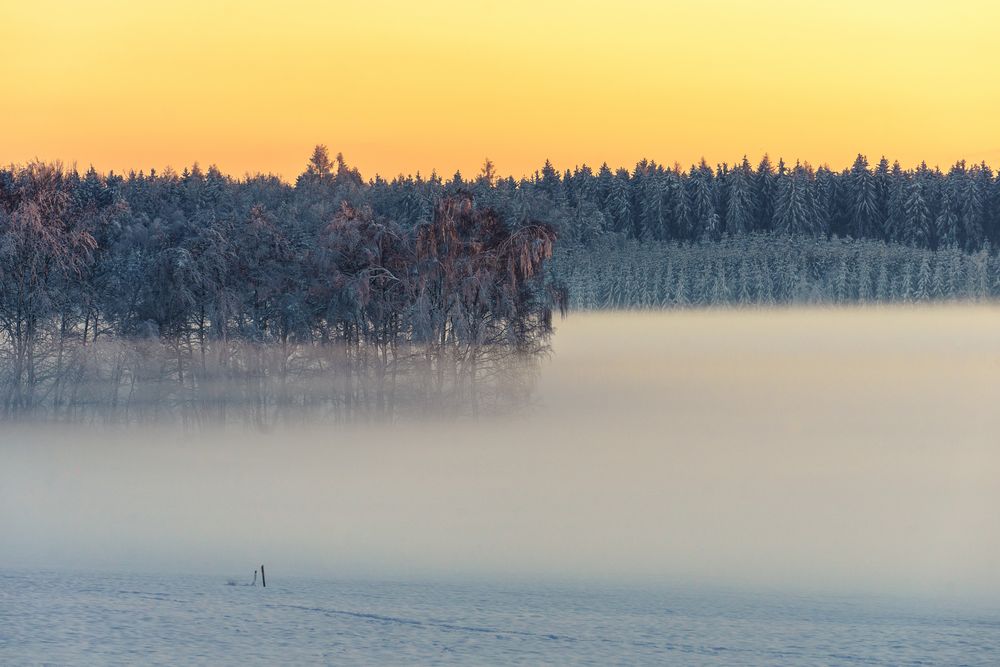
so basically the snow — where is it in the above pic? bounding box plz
[3,570,998,666]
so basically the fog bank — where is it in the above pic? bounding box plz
[3,306,1000,600]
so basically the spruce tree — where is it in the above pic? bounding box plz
[725,157,754,236]
[753,154,776,231]
[665,170,692,239]
[772,162,819,235]
[813,166,835,235]
[957,162,984,251]
[849,154,878,238]
[873,156,892,237]
[936,184,959,249]
[885,163,908,244]
[904,178,932,247]
[640,172,666,241]
[691,160,719,240]
[605,171,631,236]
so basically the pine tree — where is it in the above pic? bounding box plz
[772,162,819,235]
[932,256,946,299]
[849,154,878,238]
[540,159,561,202]
[691,160,719,240]
[970,247,990,300]
[673,256,689,307]
[737,257,753,305]
[710,259,730,305]
[665,170,692,239]
[885,163,908,244]
[856,252,872,302]
[873,156,892,238]
[725,157,754,236]
[605,171,632,235]
[640,172,666,241]
[813,166,836,235]
[985,164,1000,246]
[974,162,997,246]
[957,162,984,251]
[834,256,849,302]
[753,155,776,231]
[903,179,932,247]
[595,163,614,212]
[296,145,334,187]
[875,261,891,302]
[936,183,959,249]
[899,263,913,303]
[915,255,932,301]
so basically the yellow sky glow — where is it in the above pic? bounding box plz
[2,0,999,180]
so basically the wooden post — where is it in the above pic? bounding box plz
[261,564,266,588]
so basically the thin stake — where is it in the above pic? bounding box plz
[261,564,266,588]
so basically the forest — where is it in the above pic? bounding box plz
[552,236,995,309]
[0,149,562,423]
[1,146,998,422]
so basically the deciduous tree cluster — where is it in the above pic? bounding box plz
[0,149,561,422]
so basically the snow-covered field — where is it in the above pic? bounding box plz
[3,569,999,666]
[4,307,1000,664]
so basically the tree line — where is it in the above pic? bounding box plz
[552,235,993,310]
[0,150,562,423]
[1,146,997,421]
[367,153,1000,251]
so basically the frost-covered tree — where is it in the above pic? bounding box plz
[772,162,820,235]
[604,171,632,235]
[639,171,667,241]
[0,162,97,413]
[903,178,932,247]
[725,157,754,235]
[691,160,720,240]
[753,155,777,231]
[2,146,999,420]
[885,162,908,244]
[850,154,879,239]
[936,183,959,249]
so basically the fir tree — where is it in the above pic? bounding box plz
[885,163,908,244]
[725,157,754,236]
[904,179,932,247]
[753,154,776,231]
[936,184,959,249]
[850,154,878,238]
[605,171,632,235]
[772,162,819,235]
[691,160,720,240]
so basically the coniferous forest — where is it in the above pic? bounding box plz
[2,146,999,421]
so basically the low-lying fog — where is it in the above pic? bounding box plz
[4,306,1000,600]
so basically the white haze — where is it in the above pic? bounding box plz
[3,306,1000,601]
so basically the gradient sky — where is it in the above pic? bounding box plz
[3,0,999,180]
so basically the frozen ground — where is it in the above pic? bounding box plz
[3,569,999,666]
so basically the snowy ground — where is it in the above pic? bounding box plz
[3,570,999,666]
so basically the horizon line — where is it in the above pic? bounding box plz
[5,149,1000,185]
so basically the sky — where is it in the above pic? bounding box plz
[2,0,999,181]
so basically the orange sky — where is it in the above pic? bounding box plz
[2,0,999,181]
